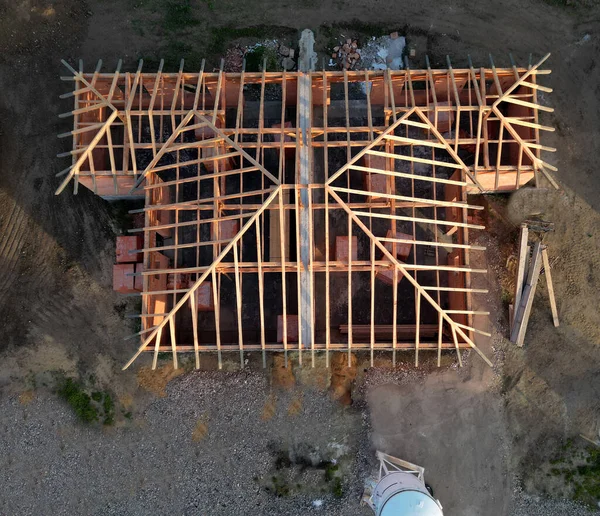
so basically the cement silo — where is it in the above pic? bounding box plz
[363,451,444,515]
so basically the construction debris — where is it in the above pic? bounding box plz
[223,45,245,72]
[359,33,406,70]
[331,38,361,70]
[510,223,559,346]
[279,43,296,70]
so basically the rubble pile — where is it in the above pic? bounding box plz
[331,38,361,70]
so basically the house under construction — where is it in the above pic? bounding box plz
[56,51,557,370]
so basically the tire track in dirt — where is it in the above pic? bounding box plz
[0,195,30,305]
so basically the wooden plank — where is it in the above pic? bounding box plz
[269,189,290,260]
[437,313,443,367]
[190,289,200,369]
[233,243,244,366]
[511,242,543,346]
[169,318,178,369]
[513,224,529,315]
[542,247,559,327]
[256,219,267,366]
[415,291,421,367]
[370,240,375,367]
[330,185,483,210]
[152,327,163,370]
[211,269,222,369]
[348,164,467,186]
[451,324,463,367]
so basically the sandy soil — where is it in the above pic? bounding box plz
[0,0,600,513]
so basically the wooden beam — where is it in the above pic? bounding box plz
[511,242,543,346]
[514,224,529,314]
[542,247,559,327]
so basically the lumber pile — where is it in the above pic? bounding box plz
[510,224,559,347]
[332,38,361,70]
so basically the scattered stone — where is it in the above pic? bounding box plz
[281,56,296,71]
[278,44,291,57]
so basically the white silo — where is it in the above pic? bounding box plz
[363,451,444,515]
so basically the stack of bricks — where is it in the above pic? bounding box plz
[191,281,214,312]
[211,219,240,242]
[277,314,299,343]
[362,154,391,200]
[334,236,358,263]
[113,236,144,293]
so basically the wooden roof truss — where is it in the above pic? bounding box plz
[55,54,557,370]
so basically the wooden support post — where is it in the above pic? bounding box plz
[190,289,200,369]
[256,219,267,367]
[233,244,244,367]
[513,224,529,314]
[542,247,559,327]
[211,269,222,369]
[370,239,375,367]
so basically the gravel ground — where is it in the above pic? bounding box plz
[511,489,598,515]
[2,368,599,514]
[0,370,371,516]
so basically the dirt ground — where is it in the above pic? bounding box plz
[1,0,600,514]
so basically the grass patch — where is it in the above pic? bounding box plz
[269,475,290,497]
[140,40,203,72]
[58,378,98,423]
[163,0,199,32]
[103,392,115,425]
[548,444,600,508]
[323,461,343,497]
[245,45,279,72]
[324,462,339,482]
[57,378,117,426]
[332,477,344,498]
[319,20,397,40]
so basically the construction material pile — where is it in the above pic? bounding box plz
[223,45,245,72]
[278,43,296,71]
[359,32,406,70]
[332,38,361,70]
[510,223,559,347]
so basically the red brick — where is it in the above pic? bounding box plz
[335,236,358,263]
[148,252,169,293]
[134,263,144,292]
[383,230,413,261]
[277,315,299,343]
[167,273,189,290]
[376,261,405,285]
[116,236,143,264]
[113,263,136,293]
[194,282,214,311]
[211,219,240,241]
[362,154,391,200]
